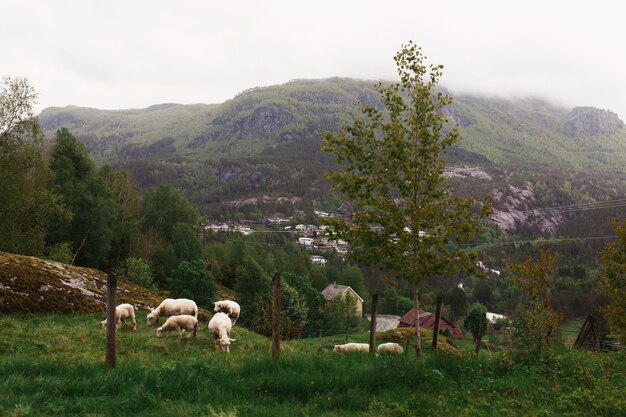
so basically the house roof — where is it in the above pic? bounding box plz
[398,308,464,339]
[322,283,364,303]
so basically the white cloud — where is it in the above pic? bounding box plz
[2,0,625,118]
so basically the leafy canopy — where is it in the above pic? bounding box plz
[322,41,491,282]
[599,219,626,344]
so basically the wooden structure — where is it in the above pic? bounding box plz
[573,314,600,351]
[399,308,464,339]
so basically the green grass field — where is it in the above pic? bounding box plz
[1,312,624,417]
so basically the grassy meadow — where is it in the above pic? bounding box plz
[1,312,625,417]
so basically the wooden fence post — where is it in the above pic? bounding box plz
[369,293,379,354]
[272,272,281,359]
[432,295,443,353]
[105,273,117,369]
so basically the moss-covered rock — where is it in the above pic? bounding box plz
[0,252,162,314]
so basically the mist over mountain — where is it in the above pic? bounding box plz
[38,78,626,233]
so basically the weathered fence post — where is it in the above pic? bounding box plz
[105,273,117,369]
[369,293,379,354]
[272,272,281,359]
[432,295,443,353]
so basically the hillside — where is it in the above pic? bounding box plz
[0,252,162,313]
[38,78,626,223]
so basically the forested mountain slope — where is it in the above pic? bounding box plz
[39,78,626,226]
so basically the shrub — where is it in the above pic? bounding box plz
[115,257,156,290]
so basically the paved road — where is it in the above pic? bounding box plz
[365,314,401,332]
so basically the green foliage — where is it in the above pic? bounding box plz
[141,184,199,240]
[322,42,491,355]
[48,128,119,269]
[0,77,65,256]
[599,218,626,344]
[45,242,74,264]
[168,259,216,310]
[464,302,487,341]
[445,286,469,320]
[508,245,563,359]
[379,287,414,315]
[171,222,202,262]
[114,257,156,290]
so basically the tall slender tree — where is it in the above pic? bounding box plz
[0,77,65,256]
[322,42,490,355]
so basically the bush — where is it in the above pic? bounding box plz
[168,259,216,310]
[115,257,156,290]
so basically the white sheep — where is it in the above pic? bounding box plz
[100,303,136,331]
[156,315,198,341]
[333,342,370,352]
[214,300,240,326]
[376,342,404,355]
[146,298,198,326]
[208,312,235,353]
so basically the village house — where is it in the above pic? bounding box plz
[310,255,327,266]
[398,308,464,339]
[322,282,364,317]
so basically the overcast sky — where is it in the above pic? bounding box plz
[3,0,625,118]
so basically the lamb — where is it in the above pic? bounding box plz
[214,300,240,326]
[146,298,198,326]
[100,303,136,331]
[156,315,198,341]
[376,342,404,355]
[208,312,235,353]
[333,342,370,352]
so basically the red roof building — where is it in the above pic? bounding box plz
[398,308,464,339]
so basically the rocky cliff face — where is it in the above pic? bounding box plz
[562,107,625,138]
[490,182,563,233]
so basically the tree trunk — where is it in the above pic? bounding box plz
[432,295,443,353]
[474,312,485,354]
[414,283,421,356]
[369,293,379,354]
[272,272,281,359]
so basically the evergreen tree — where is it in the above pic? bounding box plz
[48,128,117,269]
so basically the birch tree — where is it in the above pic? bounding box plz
[322,42,490,356]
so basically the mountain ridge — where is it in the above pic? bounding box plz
[37,78,626,226]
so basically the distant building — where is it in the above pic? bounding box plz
[310,255,327,266]
[398,308,464,339]
[298,237,314,246]
[322,282,364,317]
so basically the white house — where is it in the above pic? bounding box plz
[311,255,327,266]
[298,237,314,246]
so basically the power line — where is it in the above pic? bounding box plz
[465,235,618,248]
[519,198,626,215]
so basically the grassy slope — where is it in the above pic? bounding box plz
[1,312,625,417]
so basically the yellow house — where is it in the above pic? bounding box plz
[322,282,364,317]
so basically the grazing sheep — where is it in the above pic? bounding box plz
[376,342,404,355]
[208,312,235,353]
[156,315,198,341]
[100,303,136,331]
[333,342,370,353]
[214,300,240,326]
[146,298,198,326]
